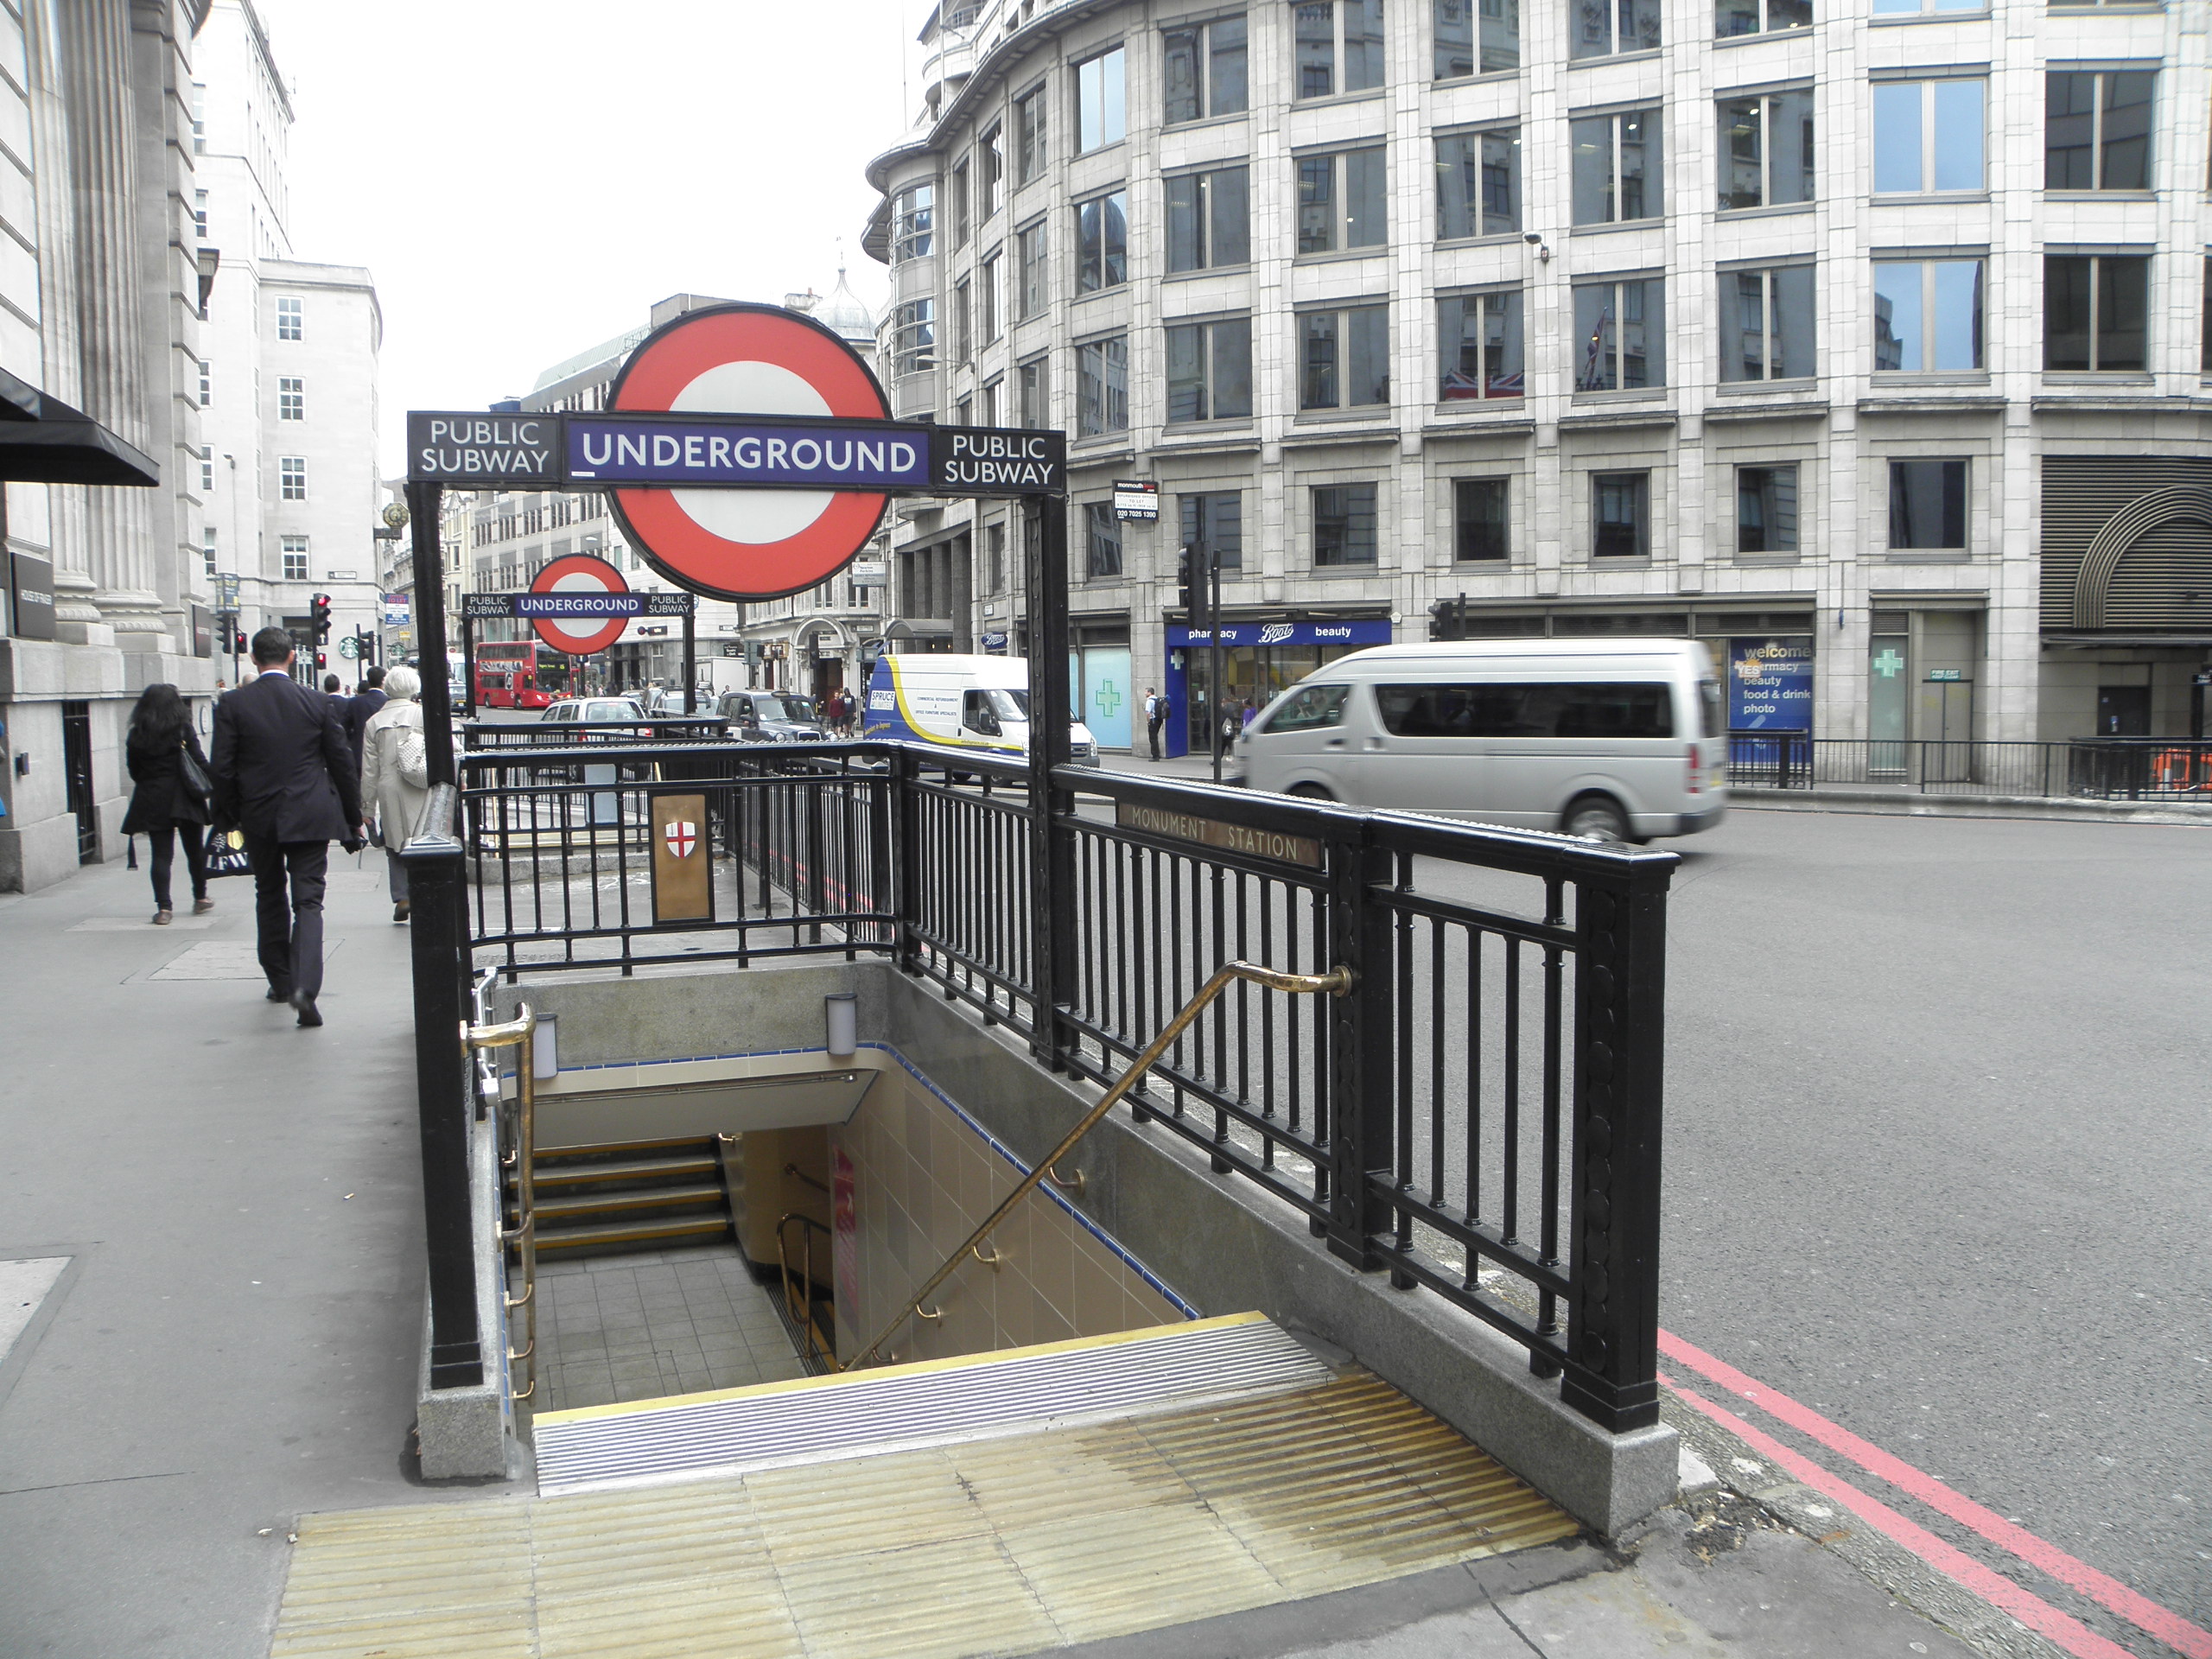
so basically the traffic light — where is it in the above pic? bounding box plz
[310,593,333,642]
[315,652,327,670]
[232,629,247,655]
[1177,548,1194,613]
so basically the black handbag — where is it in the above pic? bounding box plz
[204,825,252,880]
[176,743,213,811]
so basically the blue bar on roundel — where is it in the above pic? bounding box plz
[513,594,646,619]
[566,416,929,490]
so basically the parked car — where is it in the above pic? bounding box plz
[713,690,826,743]
[1232,639,1727,842]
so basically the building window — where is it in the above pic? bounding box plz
[1300,304,1390,409]
[198,360,211,406]
[1019,354,1049,426]
[1573,0,1660,59]
[193,190,207,238]
[1084,501,1123,577]
[1017,221,1049,318]
[278,377,304,421]
[2045,255,2149,371]
[1179,492,1244,569]
[1454,478,1510,561]
[190,82,206,154]
[1166,317,1254,422]
[1872,79,1984,194]
[1592,473,1650,557]
[1570,110,1662,224]
[956,393,975,428]
[1888,460,1966,550]
[1434,0,1520,76]
[280,457,307,500]
[892,183,935,262]
[202,524,218,576]
[980,378,1001,429]
[1573,277,1666,390]
[1296,1,1385,99]
[1718,266,1815,381]
[1075,47,1126,152]
[1074,191,1128,293]
[1872,258,1985,371]
[1719,91,1814,210]
[282,536,309,582]
[1014,85,1048,186]
[1312,483,1380,565]
[1717,0,1810,35]
[893,298,937,375]
[981,253,1001,342]
[1439,289,1525,398]
[276,296,302,340]
[1436,130,1521,237]
[1077,335,1128,436]
[1298,146,1387,254]
[2045,72,2153,192]
[980,124,1004,219]
[200,446,214,493]
[1164,16,1249,123]
[986,521,1007,591]
[1166,166,1251,271]
[1736,466,1799,553]
[952,281,972,361]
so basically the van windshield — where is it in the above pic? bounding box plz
[989,689,1030,721]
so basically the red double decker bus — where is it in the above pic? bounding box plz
[474,641,550,709]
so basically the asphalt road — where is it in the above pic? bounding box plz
[1440,806,2212,1627]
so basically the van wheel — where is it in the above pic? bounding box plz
[1287,783,1334,802]
[1563,794,1631,842]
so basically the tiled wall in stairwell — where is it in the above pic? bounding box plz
[830,1052,1197,1367]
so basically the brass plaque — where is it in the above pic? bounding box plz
[1114,800,1323,868]
[650,791,713,924]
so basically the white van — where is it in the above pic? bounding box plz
[1233,639,1726,841]
[862,653,1101,766]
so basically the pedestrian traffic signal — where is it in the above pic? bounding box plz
[232,629,247,654]
[315,652,327,669]
[1177,549,1194,613]
[310,593,333,641]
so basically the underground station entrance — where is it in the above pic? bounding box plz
[266,306,1679,1656]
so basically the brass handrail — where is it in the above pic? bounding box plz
[464,1006,539,1405]
[842,959,1353,1372]
[776,1211,836,1371]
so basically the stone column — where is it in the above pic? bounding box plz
[60,0,167,648]
[23,0,98,640]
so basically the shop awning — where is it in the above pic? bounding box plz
[0,365,160,486]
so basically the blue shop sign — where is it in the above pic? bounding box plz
[1168,619,1393,650]
[1729,638,1815,730]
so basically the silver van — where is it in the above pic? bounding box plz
[1232,639,1727,842]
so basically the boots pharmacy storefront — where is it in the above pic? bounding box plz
[1165,618,1393,760]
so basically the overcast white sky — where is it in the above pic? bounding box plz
[251,1,922,473]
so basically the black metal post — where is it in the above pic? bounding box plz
[1559,860,1670,1432]
[401,786,482,1389]
[406,481,456,789]
[1208,541,1224,785]
[682,605,696,715]
[1027,493,1077,1071]
[1325,825,1391,1268]
[461,618,477,724]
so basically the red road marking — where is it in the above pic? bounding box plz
[1663,1374,2141,1659]
[1660,1331,2212,1659]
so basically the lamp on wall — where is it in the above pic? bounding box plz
[824,993,858,1059]
[531,1013,559,1080]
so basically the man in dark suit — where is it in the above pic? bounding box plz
[211,628,364,1028]
[344,665,387,778]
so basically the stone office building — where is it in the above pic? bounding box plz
[863,0,2212,758]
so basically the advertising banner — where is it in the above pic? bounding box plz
[1729,638,1815,730]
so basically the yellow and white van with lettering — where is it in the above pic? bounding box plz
[863,653,1100,766]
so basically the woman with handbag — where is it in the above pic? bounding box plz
[359,664,430,922]
[122,683,215,925]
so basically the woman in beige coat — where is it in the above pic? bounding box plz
[359,664,430,921]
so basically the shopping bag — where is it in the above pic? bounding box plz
[204,825,252,880]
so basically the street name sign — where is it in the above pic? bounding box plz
[1114,801,1322,869]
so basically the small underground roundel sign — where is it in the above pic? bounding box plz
[524,554,631,656]
[604,302,892,603]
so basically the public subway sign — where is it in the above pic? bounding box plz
[406,412,561,488]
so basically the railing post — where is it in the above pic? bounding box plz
[1560,858,1669,1433]
[402,785,481,1390]
[892,747,923,976]
[1324,827,1391,1270]
[1027,495,1077,1072]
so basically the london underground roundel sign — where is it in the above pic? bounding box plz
[526,554,631,655]
[605,302,892,603]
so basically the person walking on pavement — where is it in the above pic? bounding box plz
[344,664,386,778]
[210,627,364,1028]
[1143,688,1166,760]
[359,664,429,924]
[121,683,215,926]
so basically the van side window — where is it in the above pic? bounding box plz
[1376,683,1674,739]
[1262,683,1350,733]
[962,689,1002,734]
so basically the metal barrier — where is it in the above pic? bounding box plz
[422,738,1675,1433]
[1727,734,2212,799]
[461,717,734,749]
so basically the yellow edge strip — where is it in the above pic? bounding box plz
[533,1311,1271,1428]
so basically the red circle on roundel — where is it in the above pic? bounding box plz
[605,303,892,604]
[530,554,631,655]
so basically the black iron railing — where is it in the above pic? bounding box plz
[435,738,1675,1433]
[1727,733,2212,800]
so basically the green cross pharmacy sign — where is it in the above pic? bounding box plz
[1873,647,1905,679]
